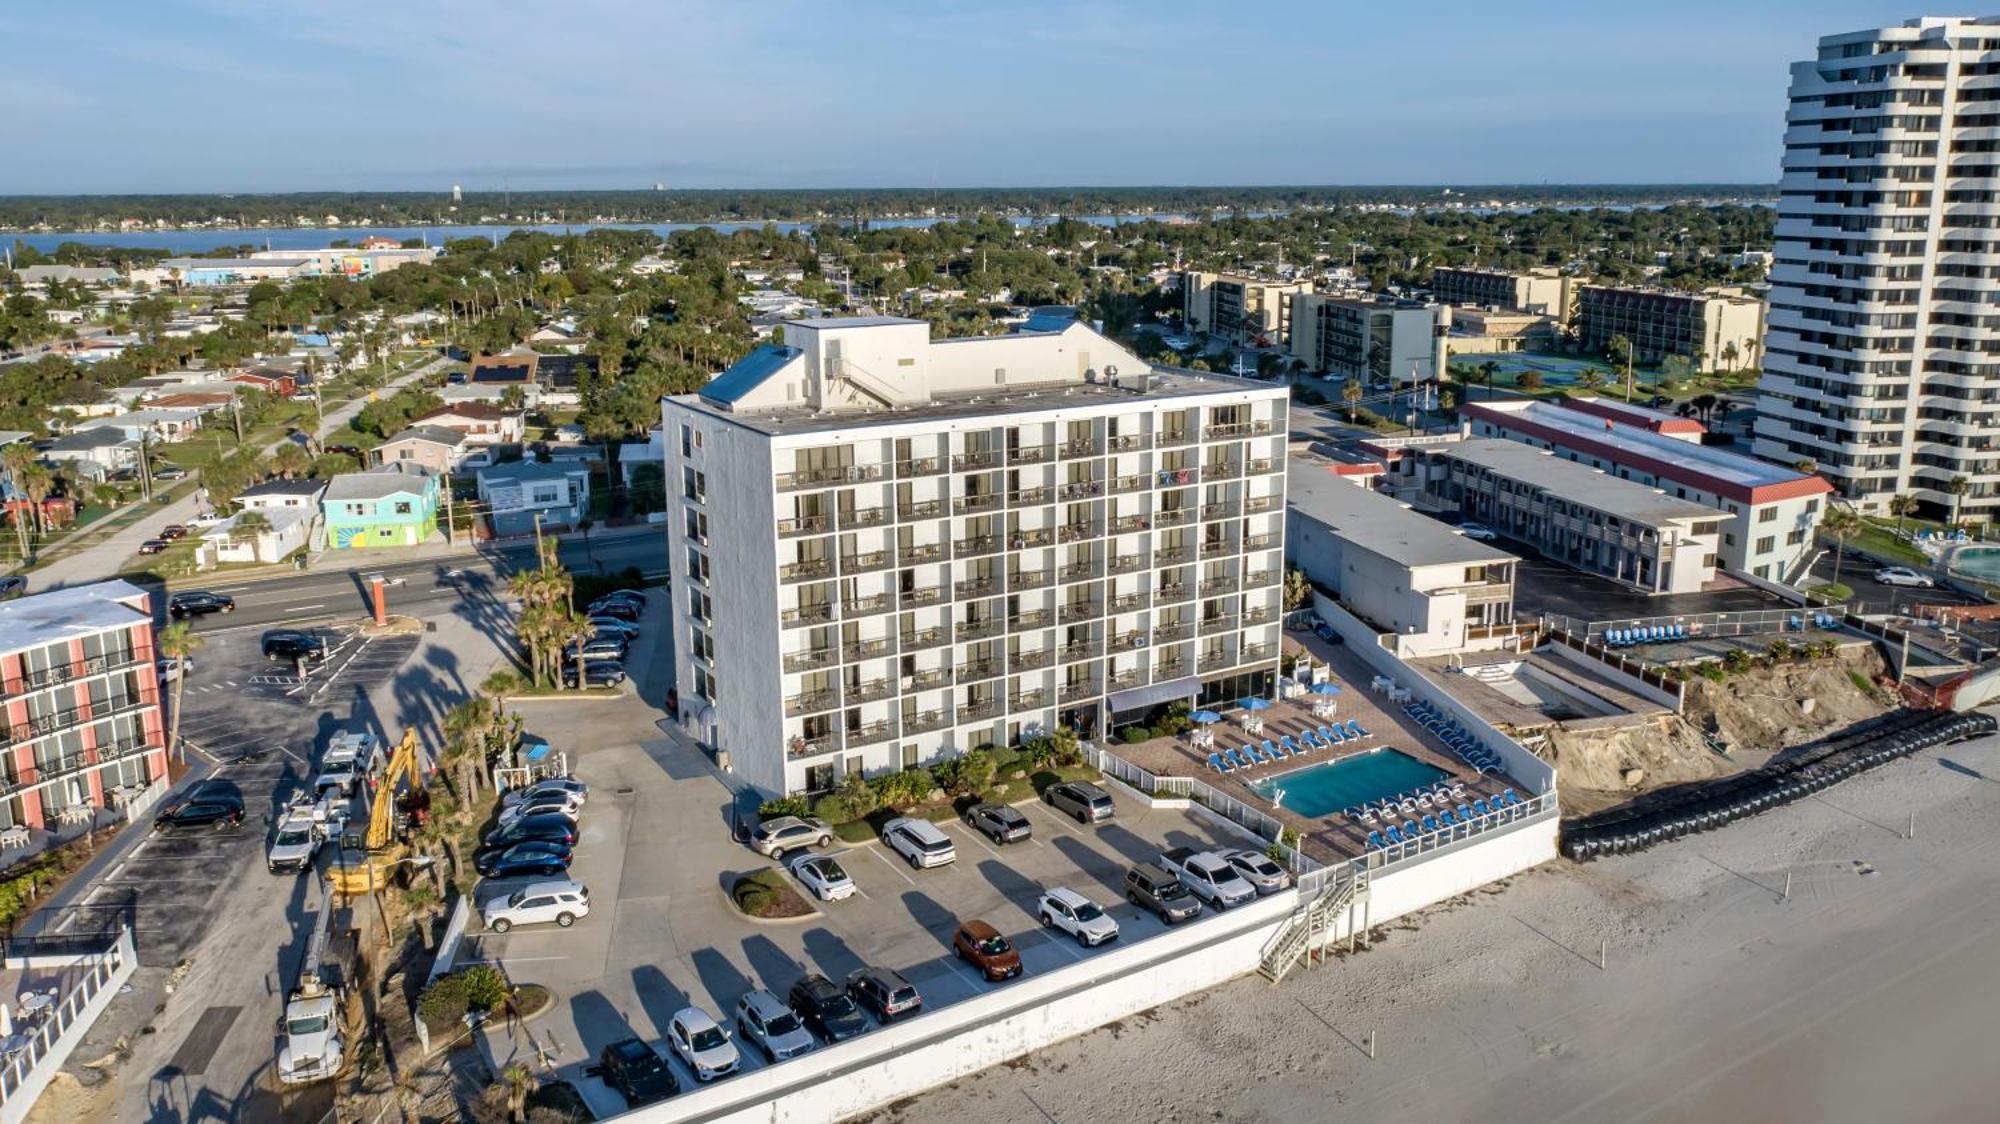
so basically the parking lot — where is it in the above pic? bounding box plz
[1511,554,1785,627]
[462,696,1266,1117]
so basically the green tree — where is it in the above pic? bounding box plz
[1949,475,1971,527]
[1821,505,1861,585]
[158,622,205,764]
[1341,379,1363,422]
[1888,493,1918,533]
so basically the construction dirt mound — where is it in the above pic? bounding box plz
[1551,647,1896,817]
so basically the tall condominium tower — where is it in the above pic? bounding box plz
[1755,15,2000,518]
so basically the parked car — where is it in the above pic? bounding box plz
[882,817,956,869]
[472,838,572,870]
[750,815,833,858]
[952,920,1024,981]
[734,990,816,1062]
[666,1007,740,1082]
[594,589,647,607]
[596,1037,678,1107]
[560,659,626,689]
[474,844,574,879]
[846,965,922,1023]
[1164,849,1257,910]
[1043,781,1115,824]
[962,802,1031,844]
[262,630,328,664]
[587,599,642,622]
[588,616,642,639]
[1221,848,1291,894]
[168,590,236,618]
[154,799,245,833]
[482,879,589,932]
[158,524,190,541]
[157,657,194,682]
[499,777,589,808]
[1456,521,1499,542]
[562,636,628,663]
[152,464,189,481]
[482,813,579,850]
[788,973,870,1042]
[1037,887,1120,946]
[1124,862,1204,924]
[1874,566,1935,588]
[498,793,584,826]
[789,853,855,902]
[137,539,169,555]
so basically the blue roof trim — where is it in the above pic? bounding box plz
[700,345,800,406]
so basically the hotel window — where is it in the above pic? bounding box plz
[1755,535,1776,553]
[1758,507,1778,523]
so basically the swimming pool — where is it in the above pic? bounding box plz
[1247,748,1449,818]
[1952,545,2000,583]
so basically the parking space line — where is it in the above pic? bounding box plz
[863,845,918,886]
[948,822,1003,861]
[1023,800,1085,837]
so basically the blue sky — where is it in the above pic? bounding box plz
[0,1,1928,194]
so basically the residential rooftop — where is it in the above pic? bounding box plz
[1461,399,1830,504]
[1436,439,1722,526]
[0,580,151,657]
[322,463,435,501]
[1288,455,1515,570]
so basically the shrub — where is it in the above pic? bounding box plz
[1050,726,1085,767]
[1696,660,1726,682]
[1722,648,1752,674]
[1766,638,1794,663]
[986,745,1023,775]
[809,793,855,825]
[1022,735,1058,769]
[870,767,934,809]
[419,964,511,1028]
[757,795,810,820]
[730,868,812,918]
[836,770,878,818]
[1120,726,1152,744]
[1805,581,1853,606]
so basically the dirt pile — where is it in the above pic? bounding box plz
[1549,646,1895,816]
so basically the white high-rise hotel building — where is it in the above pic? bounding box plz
[662,318,1289,797]
[1757,16,2000,517]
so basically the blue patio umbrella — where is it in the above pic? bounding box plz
[1237,697,1271,711]
[1191,710,1222,724]
[1310,682,1343,696]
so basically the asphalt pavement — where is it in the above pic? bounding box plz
[1806,547,1980,616]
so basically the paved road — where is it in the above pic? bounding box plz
[167,526,665,633]
[1807,547,1980,616]
[43,355,453,587]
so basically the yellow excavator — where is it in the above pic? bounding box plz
[325,728,427,896]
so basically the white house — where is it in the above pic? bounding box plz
[476,460,590,537]
[198,505,313,565]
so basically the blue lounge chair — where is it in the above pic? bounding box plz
[1280,734,1301,756]
[1319,724,1342,744]
[1402,820,1422,838]
[1384,825,1404,845]
[1244,743,1270,765]
[1261,739,1281,761]
[1788,614,1803,631]
[1205,752,1228,773]
[1472,799,1492,816]
[1225,748,1251,770]
[1438,808,1458,827]
[1503,788,1521,806]
[1344,719,1365,739]
[1367,831,1385,849]
[1422,815,1441,833]
[1303,728,1327,748]
[1456,802,1474,820]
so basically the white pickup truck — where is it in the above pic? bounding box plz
[267,801,325,874]
[1160,847,1258,911]
[314,732,380,799]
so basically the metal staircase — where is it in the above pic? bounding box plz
[1258,868,1370,984]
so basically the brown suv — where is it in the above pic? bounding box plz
[951,919,1023,981]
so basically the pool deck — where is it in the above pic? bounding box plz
[1111,635,1515,864]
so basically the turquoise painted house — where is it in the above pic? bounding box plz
[320,463,440,549]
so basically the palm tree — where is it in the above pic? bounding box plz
[17,463,54,548]
[1720,340,1740,372]
[1888,493,1918,533]
[1,445,35,562]
[559,612,595,691]
[1578,368,1606,392]
[270,442,309,480]
[1477,360,1500,401]
[157,622,205,764]
[1821,506,1862,586]
[1341,379,1363,422]
[1948,475,1971,527]
[1607,334,1633,398]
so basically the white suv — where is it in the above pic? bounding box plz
[1037,887,1120,947]
[667,1006,740,1082]
[882,817,956,869]
[482,880,590,933]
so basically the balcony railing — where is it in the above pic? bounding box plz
[1013,528,1054,549]
[1156,584,1194,605]
[1155,547,1192,566]
[1109,473,1150,495]
[846,720,899,747]
[841,551,893,575]
[1009,690,1049,711]
[1009,610,1052,630]
[780,559,833,582]
[958,618,1004,642]
[1109,591,1150,613]
[899,542,947,565]
[957,660,1001,684]
[785,690,839,717]
[777,464,885,491]
[1109,514,1150,535]
[898,500,943,521]
[955,577,1000,600]
[897,456,945,478]
[0,738,157,800]
[1244,568,1275,587]
[783,647,837,672]
[1108,553,1148,575]
[1059,560,1102,582]
[955,534,1001,557]
[843,637,894,662]
[1108,630,1150,652]
[1157,468,1198,487]
[1009,649,1054,672]
[1010,569,1052,591]
[1010,487,1052,507]
[1244,533,1278,551]
[1242,643,1275,661]
[954,493,1003,515]
[1199,576,1237,597]
[848,678,895,704]
[1153,508,1194,527]
[1246,456,1277,475]
[1058,481,1104,501]
[843,506,891,529]
[1153,621,1194,642]
[787,734,839,760]
[1243,607,1276,627]
[1198,651,1236,672]
[901,627,950,652]
[951,450,1001,471]
[1010,444,1053,465]
[781,604,836,628]
[1155,658,1190,678]
[1201,462,1242,482]
[1202,538,1239,557]
[1201,614,1241,633]
[1244,495,1280,514]
[1108,668,1146,692]
[1059,680,1102,704]
[905,709,952,735]
[1200,502,1239,521]
[899,586,946,609]
[1058,601,1103,625]
[1107,433,1150,452]
[776,515,831,538]
[1057,522,1102,543]
[1158,429,1197,447]
[958,697,1002,722]
[1059,641,1100,662]
[16,654,140,697]
[845,593,892,617]
[904,668,952,692]
[1060,439,1101,458]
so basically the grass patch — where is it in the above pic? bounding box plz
[1027,764,1102,795]
[832,819,878,844]
[1805,581,1853,605]
[1847,523,1926,566]
[729,868,814,919]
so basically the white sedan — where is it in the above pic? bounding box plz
[1874,566,1935,588]
[789,853,856,902]
[1456,521,1499,542]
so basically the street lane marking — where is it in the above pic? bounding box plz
[278,603,325,611]
[864,846,919,886]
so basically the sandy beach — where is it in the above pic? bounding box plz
[871,730,2000,1124]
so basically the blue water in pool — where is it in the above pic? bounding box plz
[1953,545,2000,583]
[1248,749,1448,818]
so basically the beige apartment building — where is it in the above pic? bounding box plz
[1574,284,1766,372]
[1430,267,1577,320]
[1182,272,1313,346]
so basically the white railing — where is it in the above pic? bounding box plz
[1351,791,1558,873]
[0,925,134,1122]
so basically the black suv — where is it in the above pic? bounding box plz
[262,630,327,663]
[787,973,870,1041]
[845,965,922,1023]
[596,1037,678,1106]
[154,799,245,833]
[169,591,236,618]
[562,660,626,689]
[481,814,579,850]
